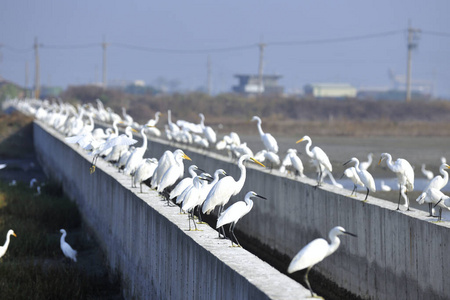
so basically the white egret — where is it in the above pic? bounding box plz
[379,153,415,211]
[151,150,176,189]
[199,113,217,144]
[105,126,134,163]
[380,180,392,192]
[133,158,158,192]
[157,150,192,200]
[60,229,77,262]
[233,142,254,158]
[287,226,356,297]
[359,153,373,171]
[124,127,150,176]
[288,149,305,178]
[433,189,450,221]
[421,164,434,180]
[202,155,265,237]
[216,191,266,247]
[181,176,210,231]
[251,116,278,153]
[344,157,376,201]
[341,167,364,196]
[0,230,17,259]
[169,165,204,200]
[121,107,133,126]
[29,178,37,188]
[416,163,450,215]
[0,164,7,170]
[296,136,332,187]
[167,110,180,134]
[146,111,161,127]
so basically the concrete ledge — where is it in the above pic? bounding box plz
[122,126,450,300]
[33,121,310,300]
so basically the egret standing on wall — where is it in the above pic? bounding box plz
[379,153,415,211]
[296,135,332,187]
[344,157,376,201]
[216,191,266,247]
[288,226,356,297]
[251,116,278,153]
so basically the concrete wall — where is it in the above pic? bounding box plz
[33,121,310,300]
[34,121,450,300]
[134,129,450,300]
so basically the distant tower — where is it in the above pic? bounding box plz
[207,55,212,96]
[406,22,420,102]
[102,37,109,89]
[34,37,40,99]
[257,42,266,94]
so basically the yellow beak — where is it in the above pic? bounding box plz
[251,157,266,168]
[183,154,192,161]
[296,138,305,144]
[12,233,17,237]
[378,158,382,165]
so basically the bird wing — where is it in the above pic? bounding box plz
[61,242,77,262]
[202,177,235,214]
[262,133,279,153]
[360,170,376,192]
[288,238,329,273]
[216,201,248,228]
[312,147,332,172]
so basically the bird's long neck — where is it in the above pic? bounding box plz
[440,166,448,183]
[384,155,394,171]
[140,128,148,150]
[60,232,66,244]
[234,160,247,195]
[327,234,341,257]
[113,121,119,135]
[154,113,159,124]
[353,160,361,172]
[304,139,313,158]
[189,167,197,178]
[3,233,11,249]
[168,111,172,124]
[256,119,264,136]
[367,154,372,165]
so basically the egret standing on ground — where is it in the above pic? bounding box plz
[60,229,77,262]
[251,116,278,153]
[296,136,332,187]
[0,229,17,259]
[287,226,356,297]
[379,153,415,211]
[216,191,266,247]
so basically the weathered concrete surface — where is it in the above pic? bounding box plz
[33,121,310,300]
[137,132,450,300]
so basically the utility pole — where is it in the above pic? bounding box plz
[25,61,29,98]
[406,22,420,102]
[257,42,266,94]
[207,55,212,96]
[34,37,40,99]
[102,37,109,89]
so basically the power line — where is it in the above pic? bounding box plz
[40,43,99,50]
[267,30,405,46]
[422,30,450,38]
[110,42,256,54]
[1,44,33,53]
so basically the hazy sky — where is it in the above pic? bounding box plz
[1,1,449,97]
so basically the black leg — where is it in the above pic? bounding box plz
[396,189,401,210]
[140,182,142,193]
[428,203,433,217]
[304,267,315,297]
[351,184,357,196]
[364,187,369,201]
[230,222,241,247]
[439,207,442,221]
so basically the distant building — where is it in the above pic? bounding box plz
[232,74,283,96]
[304,83,357,98]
